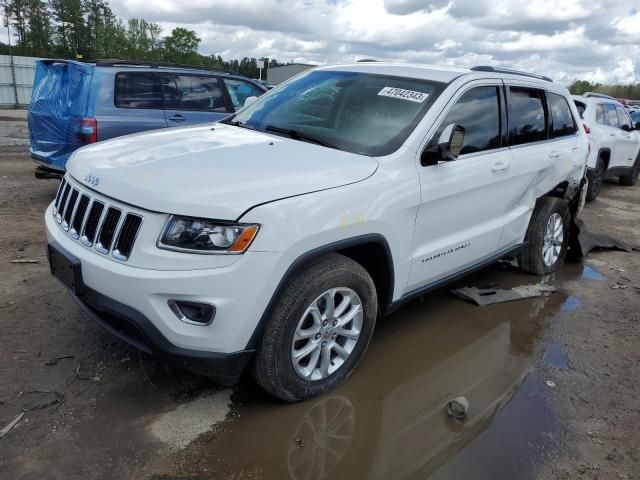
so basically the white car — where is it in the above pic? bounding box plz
[46,63,588,401]
[573,93,640,201]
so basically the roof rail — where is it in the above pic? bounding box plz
[94,59,239,76]
[583,92,617,101]
[471,65,553,83]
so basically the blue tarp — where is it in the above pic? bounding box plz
[28,60,94,170]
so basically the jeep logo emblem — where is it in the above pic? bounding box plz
[84,172,101,187]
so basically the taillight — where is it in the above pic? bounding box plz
[80,117,98,144]
[583,123,590,134]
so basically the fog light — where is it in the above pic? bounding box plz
[168,300,215,325]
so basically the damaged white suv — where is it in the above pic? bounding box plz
[46,63,588,401]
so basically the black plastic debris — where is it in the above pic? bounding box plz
[571,218,639,258]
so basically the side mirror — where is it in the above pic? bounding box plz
[621,124,633,132]
[243,96,258,108]
[438,123,465,161]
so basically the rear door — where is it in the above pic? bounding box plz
[99,71,168,140]
[499,85,556,247]
[162,74,232,126]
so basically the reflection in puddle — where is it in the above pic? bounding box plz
[187,265,574,480]
[544,342,568,369]
[561,296,581,312]
[581,265,604,280]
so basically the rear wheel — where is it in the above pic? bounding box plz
[518,197,571,275]
[254,254,377,402]
[586,158,606,201]
[619,153,640,186]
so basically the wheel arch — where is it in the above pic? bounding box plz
[597,148,611,170]
[245,234,395,350]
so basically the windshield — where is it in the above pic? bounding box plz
[229,70,445,156]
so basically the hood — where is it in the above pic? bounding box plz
[66,123,378,220]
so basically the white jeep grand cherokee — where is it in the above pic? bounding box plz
[46,63,588,401]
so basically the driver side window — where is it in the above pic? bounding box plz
[422,86,501,165]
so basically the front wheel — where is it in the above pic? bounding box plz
[518,197,571,275]
[254,254,377,402]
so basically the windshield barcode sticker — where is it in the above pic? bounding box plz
[378,87,429,103]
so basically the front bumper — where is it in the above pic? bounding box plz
[70,282,254,385]
[46,201,283,382]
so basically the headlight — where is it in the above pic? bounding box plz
[158,216,260,254]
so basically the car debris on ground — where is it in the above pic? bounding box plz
[452,284,558,306]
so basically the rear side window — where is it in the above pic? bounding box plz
[223,79,264,109]
[115,73,163,109]
[616,106,632,130]
[603,104,619,128]
[508,87,547,145]
[167,75,228,112]
[423,86,501,161]
[549,93,577,138]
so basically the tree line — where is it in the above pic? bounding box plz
[568,80,640,100]
[0,0,281,78]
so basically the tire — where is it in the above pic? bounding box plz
[619,153,640,186]
[585,158,606,201]
[518,197,571,276]
[254,253,377,402]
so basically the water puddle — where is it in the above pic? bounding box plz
[170,265,576,479]
[581,265,604,280]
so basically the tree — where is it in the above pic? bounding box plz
[163,27,199,61]
[49,0,86,56]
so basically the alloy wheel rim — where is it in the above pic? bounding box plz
[542,212,564,266]
[291,287,363,381]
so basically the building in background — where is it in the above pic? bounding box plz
[266,63,315,86]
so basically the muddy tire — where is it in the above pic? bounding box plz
[619,153,640,186]
[254,254,377,402]
[586,158,606,201]
[518,197,571,275]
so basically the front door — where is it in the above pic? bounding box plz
[408,82,509,291]
[615,105,640,168]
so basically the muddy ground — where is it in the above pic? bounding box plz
[0,112,639,480]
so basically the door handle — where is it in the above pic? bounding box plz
[169,114,186,122]
[549,151,561,158]
[609,133,617,136]
[491,161,510,172]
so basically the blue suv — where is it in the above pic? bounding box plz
[29,59,267,175]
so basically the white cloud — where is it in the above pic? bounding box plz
[2,0,638,84]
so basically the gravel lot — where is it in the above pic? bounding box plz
[1,112,639,480]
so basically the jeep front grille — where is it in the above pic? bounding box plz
[52,178,143,261]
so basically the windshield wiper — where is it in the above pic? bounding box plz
[221,119,259,131]
[264,125,342,150]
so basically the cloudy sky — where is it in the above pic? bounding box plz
[5,0,640,84]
